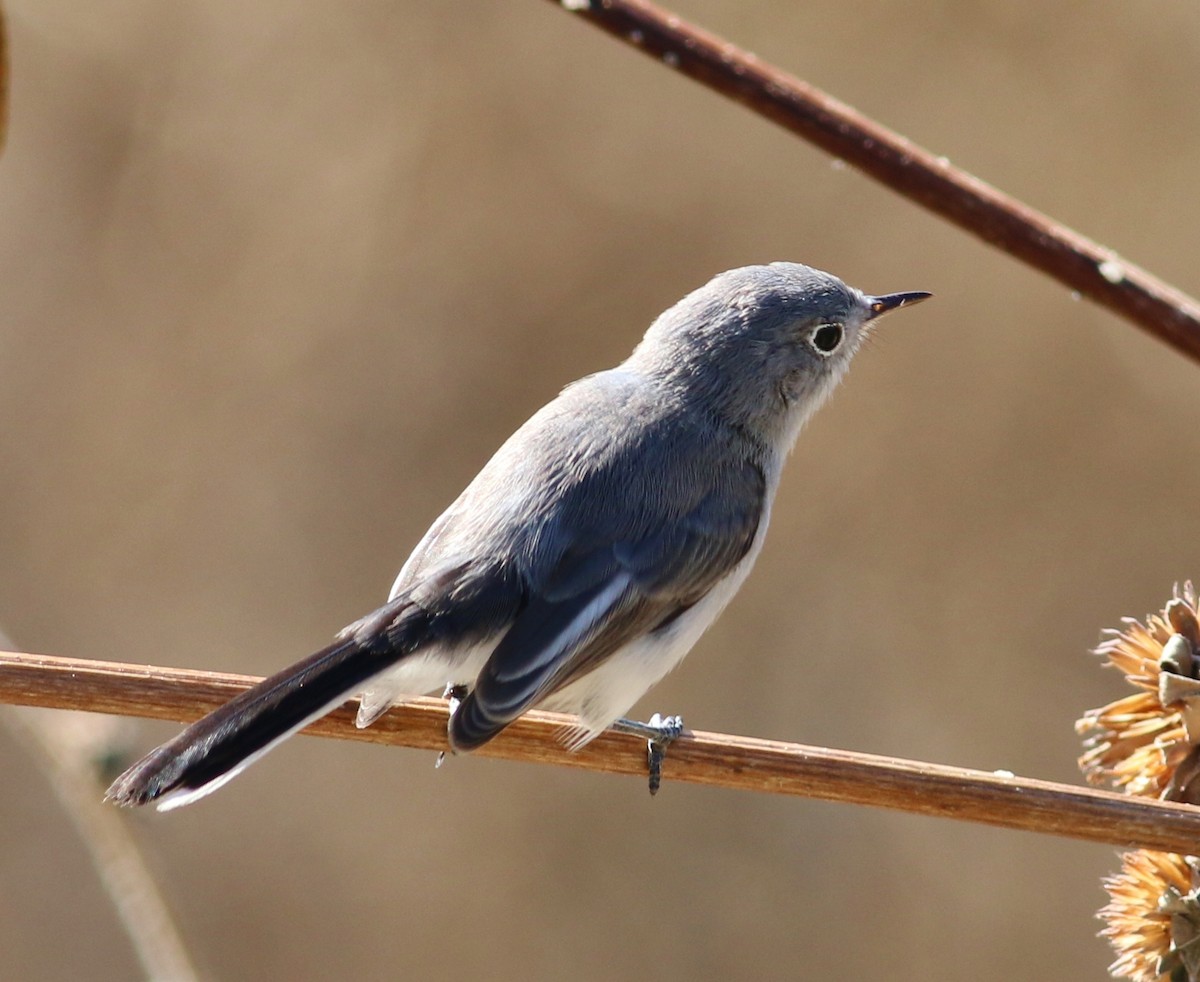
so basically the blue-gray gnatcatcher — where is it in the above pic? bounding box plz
[106,262,929,810]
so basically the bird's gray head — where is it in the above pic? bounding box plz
[626,262,929,451]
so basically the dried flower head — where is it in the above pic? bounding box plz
[1077,583,1200,801]
[1100,850,1200,982]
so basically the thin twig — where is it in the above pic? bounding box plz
[3,649,1200,852]
[0,637,199,982]
[550,0,1200,364]
[2,709,202,982]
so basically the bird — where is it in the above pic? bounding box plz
[105,261,929,810]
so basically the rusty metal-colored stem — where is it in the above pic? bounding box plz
[551,0,1200,363]
[4,649,1200,852]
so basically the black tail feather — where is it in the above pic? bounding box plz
[106,559,522,810]
[106,623,417,809]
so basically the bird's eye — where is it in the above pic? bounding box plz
[807,323,844,356]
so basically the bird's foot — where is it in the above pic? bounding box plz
[443,683,469,714]
[436,684,471,768]
[612,713,685,796]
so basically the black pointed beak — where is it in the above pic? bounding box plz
[866,291,932,319]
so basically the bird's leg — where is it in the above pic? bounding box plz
[443,683,469,714]
[436,684,471,768]
[611,713,685,795]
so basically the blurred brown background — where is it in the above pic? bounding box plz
[1,1,1198,979]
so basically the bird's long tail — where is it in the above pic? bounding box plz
[106,606,423,812]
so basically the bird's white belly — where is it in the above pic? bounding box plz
[540,514,770,744]
[363,471,778,746]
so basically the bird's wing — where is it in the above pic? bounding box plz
[448,454,765,750]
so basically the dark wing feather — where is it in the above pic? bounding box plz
[449,454,765,751]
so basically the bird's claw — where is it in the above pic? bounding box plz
[612,713,685,795]
[436,684,471,768]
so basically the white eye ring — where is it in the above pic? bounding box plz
[807,323,844,356]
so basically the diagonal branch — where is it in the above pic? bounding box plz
[550,0,1200,364]
[3,648,1200,852]
[0,629,198,982]
[2,707,200,981]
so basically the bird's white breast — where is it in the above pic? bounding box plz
[540,481,777,745]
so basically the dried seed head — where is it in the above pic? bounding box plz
[1077,584,1200,800]
[1167,600,1200,649]
[1100,851,1200,982]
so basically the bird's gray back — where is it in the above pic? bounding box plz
[400,367,770,595]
